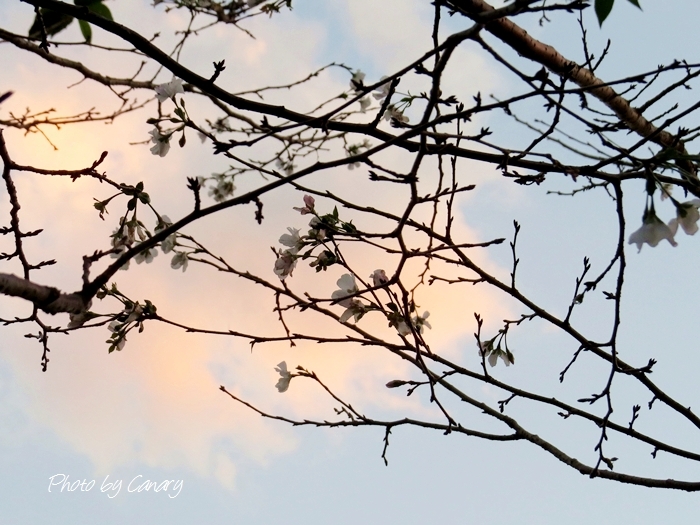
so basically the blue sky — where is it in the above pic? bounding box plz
[1,1,700,523]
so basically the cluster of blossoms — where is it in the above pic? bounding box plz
[628,197,700,252]
[383,104,409,125]
[111,218,150,271]
[206,172,236,202]
[149,128,171,157]
[273,195,358,279]
[106,299,157,353]
[270,195,441,393]
[397,310,431,337]
[110,213,187,273]
[349,70,372,112]
[369,75,409,124]
[154,215,189,271]
[276,158,295,176]
[148,77,186,157]
[273,196,314,279]
[372,76,391,101]
[155,77,184,103]
[331,274,366,323]
[345,139,372,170]
[479,337,515,368]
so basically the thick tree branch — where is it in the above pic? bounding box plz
[446,0,695,174]
[0,272,85,314]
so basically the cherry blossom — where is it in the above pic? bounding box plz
[659,182,673,201]
[154,77,184,103]
[274,251,296,280]
[208,173,236,202]
[276,158,294,176]
[68,311,92,329]
[412,311,431,334]
[370,269,388,287]
[332,274,365,322]
[149,128,171,157]
[347,154,361,170]
[135,247,158,264]
[350,70,365,93]
[332,274,358,307]
[155,215,176,253]
[293,194,315,215]
[628,209,677,252]
[383,104,409,124]
[372,76,391,101]
[110,245,130,271]
[359,97,371,112]
[479,339,513,367]
[339,299,364,323]
[308,216,327,241]
[275,361,292,393]
[668,199,700,236]
[171,251,189,272]
[124,303,143,324]
[397,320,411,336]
[279,227,304,254]
[161,234,176,254]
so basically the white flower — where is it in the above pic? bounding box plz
[383,104,409,124]
[309,216,327,241]
[339,299,364,323]
[68,311,91,329]
[479,339,513,367]
[332,274,365,323]
[396,311,431,336]
[628,209,678,252]
[125,304,143,324]
[332,274,358,308]
[276,158,294,176]
[110,245,130,271]
[372,76,391,101]
[659,183,673,201]
[149,128,171,157]
[397,320,411,336]
[412,311,431,334]
[108,320,121,333]
[359,97,371,112]
[208,173,236,202]
[346,148,361,170]
[135,247,158,264]
[370,269,388,287]
[275,361,292,393]
[279,227,303,254]
[156,215,173,230]
[135,223,147,242]
[668,199,700,236]
[350,70,365,92]
[155,77,184,103]
[161,234,176,254]
[274,250,296,280]
[171,251,189,272]
[309,250,333,269]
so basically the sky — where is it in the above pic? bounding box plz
[1,1,700,524]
